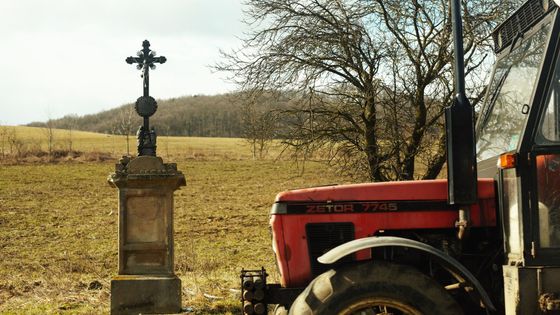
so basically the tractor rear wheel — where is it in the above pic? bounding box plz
[273,305,288,315]
[289,261,463,315]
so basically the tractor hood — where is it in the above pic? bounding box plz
[275,179,495,203]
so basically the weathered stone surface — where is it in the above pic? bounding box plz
[126,156,165,174]
[126,196,164,243]
[108,155,185,314]
[108,155,186,190]
[110,275,181,315]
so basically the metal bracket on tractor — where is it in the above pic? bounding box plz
[241,268,304,314]
[241,267,305,315]
[241,268,268,315]
[539,293,560,312]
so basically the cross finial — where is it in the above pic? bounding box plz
[126,40,167,75]
[126,40,167,156]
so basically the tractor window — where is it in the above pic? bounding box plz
[538,54,560,142]
[540,91,560,141]
[536,154,560,248]
[477,22,551,161]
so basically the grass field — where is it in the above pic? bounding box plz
[0,126,255,161]
[0,127,350,314]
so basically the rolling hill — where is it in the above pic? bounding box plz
[27,92,291,138]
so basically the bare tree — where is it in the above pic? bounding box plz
[110,125,118,156]
[0,125,8,159]
[163,124,171,159]
[6,128,24,159]
[44,113,56,155]
[64,114,79,152]
[237,92,278,160]
[218,0,518,181]
[116,105,135,155]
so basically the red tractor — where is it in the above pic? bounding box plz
[241,0,560,314]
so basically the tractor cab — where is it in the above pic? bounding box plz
[475,0,560,312]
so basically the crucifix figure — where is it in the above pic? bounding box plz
[126,40,167,156]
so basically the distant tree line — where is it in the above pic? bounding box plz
[27,93,288,138]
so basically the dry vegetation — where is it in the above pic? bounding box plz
[0,126,350,314]
[0,126,256,163]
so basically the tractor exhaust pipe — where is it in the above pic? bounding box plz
[447,0,477,239]
[446,0,477,206]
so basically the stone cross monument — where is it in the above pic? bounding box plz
[108,40,185,315]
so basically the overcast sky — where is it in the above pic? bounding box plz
[1,0,246,125]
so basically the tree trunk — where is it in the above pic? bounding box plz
[422,133,447,180]
[363,96,384,182]
[402,91,427,180]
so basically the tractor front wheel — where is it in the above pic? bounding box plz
[289,261,462,315]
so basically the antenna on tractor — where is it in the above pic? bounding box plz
[446,0,478,207]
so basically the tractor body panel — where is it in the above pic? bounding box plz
[270,179,496,287]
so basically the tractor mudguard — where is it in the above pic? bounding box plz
[318,236,496,312]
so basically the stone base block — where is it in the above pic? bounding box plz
[111,275,181,315]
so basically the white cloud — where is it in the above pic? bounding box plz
[0,0,245,125]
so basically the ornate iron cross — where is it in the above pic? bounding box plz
[126,40,167,156]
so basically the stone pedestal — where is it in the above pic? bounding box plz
[108,155,186,315]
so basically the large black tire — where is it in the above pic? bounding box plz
[289,261,463,315]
